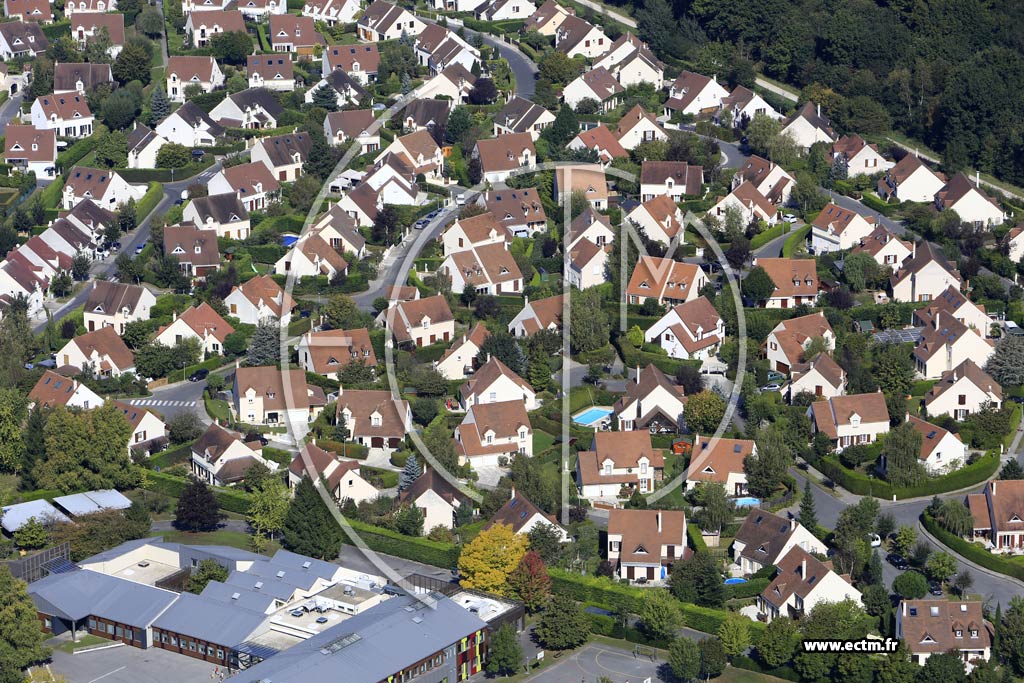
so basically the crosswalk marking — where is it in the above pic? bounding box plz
[129,399,197,407]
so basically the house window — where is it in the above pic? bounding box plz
[640,462,647,474]
[486,434,493,444]
[955,630,963,638]
[604,463,612,474]
[959,394,966,405]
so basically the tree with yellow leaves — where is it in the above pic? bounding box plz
[457,523,528,596]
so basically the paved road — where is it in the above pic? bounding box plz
[32,164,223,333]
[129,378,207,421]
[49,641,213,683]
[428,16,538,97]
[0,91,23,128]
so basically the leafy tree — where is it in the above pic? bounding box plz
[36,404,136,492]
[283,477,343,560]
[394,504,424,536]
[741,266,776,303]
[526,522,563,565]
[119,198,137,233]
[29,57,55,99]
[0,566,50,683]
[247,320,282,367]
[892,525,918,556]
[186,559,228,594]
[156,143,191,169]
[746,425,792,498]
[876,644,918,683]
[917,651,966,683]
[798,478,818,530]
[458,523,528,596]
[861,583,890,618]
[71,252,92,280]
[873,344,914,397]
[323,294,367,330]
[537,51,580,84]
[1000,459,1024,480]
[699,637,726,679]
[12,517,48,550]
[247,478,289,540]
[892,570,928,599]
[685,390,727,434]
[486,624,523,676]
[639,589,684,641]
[507,550,551,613]
[543,105,579,149]
[986,334,1024,386]
[168,412,204,443]
[863,549,884,586]
[85,27,114,64]
[757,617,798,668]
[0,388,26,472]
[175,477,224,532]
[669,550,724,607]
[398,453,421,491]
[210,31,253,64]
[693,482,733,536]
[952,569,974,596]
[102,89,141,130]
[113,42,152,84]
[20,405,47,489]
[569,288,609,354]
[371,205,400,245]
[95,130,128,168]
[467,78,498,105]
[925,551,957,584]
[535,594,589,650]
[876,511,896,541]
[669,637,701,682]
[883,421,925,487]
[934,499,973,538]
[476,331,526,375]
[843,252,882,292]
[718,613,751,657]
[135,6,164,37]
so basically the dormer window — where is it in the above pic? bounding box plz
[971,629,979,638]
[603,463,612,474]
[955,630,963,639]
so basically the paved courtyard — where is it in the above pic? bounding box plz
[526,642,665,683]
[49,643,215,683]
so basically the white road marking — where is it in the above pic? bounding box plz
[87,666,126,683]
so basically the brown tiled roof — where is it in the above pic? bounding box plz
[188,192,248,226]
[640,160,703,195]
[73,12,125,46]
[236,366,326,412]
[936,172,1001,212]
[728,181,776,218]
[886,154,945,187]
[482,188,547,229]
[64,166,111,201]
[335,389,409,439]
[734,509,800,565]
[5,0,52,22]
[456,400,530,458]
[111,399,160,430]
[614,104,663,141]
[494,96,550,134]
[721,85,756,110]
[447,242,521,287]
[924,359,1002,408]
[326,109,375,138]
[686,435,754,484]
[555,14,602,53]
[298,233,349,275]
[912,306,990,364]
[612,364,685,415]
[460,356,532,402]
[247,54,294,81]
[907,414,962,461]
[831,134,877,160]
[516,294,564,334]
[626,255,702,303]
[784,102,834,139]
[0,20,47,51]
[812,202,874,235]
[636,195,683,239]
[85,280,147,317]
[523,0,566,31]
[767,312,832,366]
[810,392,889,439]
[449,211,508,245]
[398,467,467,506]
[665,71,718,112]
[566,208,611,247]
[192,421,250,465]
[289,441,337,479]
[607,508,686,563]
[984,480,1024,535]
[890,241,961,289]
[188,9,245,34]
[555,164,608,200]
[167,55,218,82]
[5,125,55,163]
[256,132,311,168]
[302,327,377,375]
[593,431,663,469]
[967,493,988,529]
[852,225,912,259]
[389,295,454,344]
[164,223,220,269]
[326,43,380,73]
[669,297,722,341]
[53,62,112,93]
[161,302,235,342]
[483,491,558,534]
[475,133,535,174]
[223,161,280,196]
[573,125,627,162]
[269,14,320,48]
[234,275,295,318]
[69,326,134,371]
[761,545,843,609]
[756,258,818,301]
[899,600,992,655]
[574,66,623,102]
[789,353,844,391]
[437,322,489,368]
[29,370,87,408]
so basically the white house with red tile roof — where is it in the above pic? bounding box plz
[554,14,608,58]
[924,359,1002,421]
[810,203,876,254]
[709,181,778,226]
[113,400,167,455]
[191,421,277,487]
[208,161,280,212]
[786,353,845,402]
[852,225,913,269]
[809,392,889,451]
[562,66,623,112]
[29,370,102,410]
[877,154,946,203]
[731,155,795,206]
[61,166,142,210]
[897,414,967,476]
[30,93,94,138]
[377,294,455,347]
[154,303,235,356]
[455,400,532,467]
[935,172,1004,227]
[831,134,893,177]
[303,0,360,26]
[357,0,424,42]
[612,364,687,432]
[568,125,628,166]
[644,296,724,360]
[758,545,861,622]
[685,435,755,495]
[593,33,663,88]
[57,326,135,377]
[335,388,411,453]
[625,256,707,307]
[224,275,295,325]
[184,9,245,48]
[508,294,563,338]
[780,102,835,150]
[719,87,781,126]
[625,194,685,246]
[83,280,155,335]
[912,306,993,379]
[640,161,704,202]
[764,312,834,374]
[568,238,610,290]
[273,233,349,280]
[435,323,488,380]
[522,0,570,35]
[71,12,125,58]
[288,442,379,503]
[663,71,728,118]
[576,431,664,498]
[607,509,687,584]
[753,257,819,309]
[890,241,962,304]
[460,356,536,410]
[4,0,53,23]
[297,328,376,377]
[268,14,321,54]
[247,54,295,91]
[896,600,993,667]
[614,105,668,151]
[4,124,55,176]
[473,133,537,184]
[166,56,225,102]
[441,211,510,257]
[441,241,523,296]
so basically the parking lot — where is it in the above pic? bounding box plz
[50,643,215,683]
[526,642,663,683]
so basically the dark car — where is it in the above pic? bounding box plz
[188,368,209,382]
[929,581,943,596]
[1009,396,1024,405]
[887,553,910,570]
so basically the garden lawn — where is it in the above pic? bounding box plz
[204,396,231,422]
[719,666,793,683]
[56,634,110,653]
[533,430,556,454]
[148,529,279,553]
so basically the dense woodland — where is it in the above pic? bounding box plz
[626,0,1024,186]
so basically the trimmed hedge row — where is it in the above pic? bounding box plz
[142,470,252,514]
[587,612,672,649]
[687,523,708,552]
[922,512,1024,582]
[726,577,770,600]
[750,222,790,250]
[136,182,164,221]
[816,453,1000,500]
[732,655,800,682]
[310,439,370,461]
[57,134,101,170]
[117,159,214,183]
[343,518,459,569]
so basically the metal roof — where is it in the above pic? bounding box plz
[53,489,132,516]
[1,499,71,533]
[200,580,279,614]
[227,592,488,683]
[29,569,177,626]
[152,592,268,647]
[873,327,923,344]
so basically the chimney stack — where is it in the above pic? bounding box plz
[657,511,662,533]
[976,170,980,186]
[816,103,821,118]
[801,558,806,578]
[790,517,796,531]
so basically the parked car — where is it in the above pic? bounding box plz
[869,534,882,547]
[135,244,145,255]
[782,213,799,223]
[887,553,909,570]
[929,581,943,596]
[767,371,785,383]
[759,383,782,393]
[188,368,209,382]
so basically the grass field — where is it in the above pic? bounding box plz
[56,635,109,653]
[148,528,280,554]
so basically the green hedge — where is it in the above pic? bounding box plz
[148,440,196,470]
[732,655,800,682]
[314,439,369,460]
[17,489,64,503]
[136,182,164,220]
[687,523,708,552]
[782,225,810,257]
[142,470,252,514]
[38,180,65,211]
[725,577,770,600]
[245,244,288,264]
[587,612,672,649]
[859,193,898,217]
[117,159,214,183]
[42,20,71,41]
[57,134,101,170]
[817,453,1000,500]
[921,512,1024,582]
[343,518,459,569]
[750,222,790,249]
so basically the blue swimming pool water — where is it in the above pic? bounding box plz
[733,496,762,508]
[573,407,613,425]
[724,578,748,585]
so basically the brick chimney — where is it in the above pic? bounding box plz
[656,511,662,533]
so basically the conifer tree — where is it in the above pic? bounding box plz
[398,454,421,491]
[175,478,224,532]
[799,478,818,531]
[283,477,343,560]
[150,85,171,123]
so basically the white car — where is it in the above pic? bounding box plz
[870,534,882,547]
[782,214,799,223]
[759,383,782,393]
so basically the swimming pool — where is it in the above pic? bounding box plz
[573,407,614,426]
[724,577,748,585]
[733,496,762,508]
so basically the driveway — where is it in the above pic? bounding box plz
[48,642,214,683]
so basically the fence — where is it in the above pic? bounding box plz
[2,543,72,583]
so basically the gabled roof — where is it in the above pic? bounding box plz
[232,274,294,318]
[402,98,448,129]
[192,421,254,465]
[256,132,311,168]
[167,55,219,82]
[790,352,844,391]
[924,359,1002,407]
[783,102,834,139]
[85,280,148,317]
[163,223,220,268]
[555,13,602,53]
[907,414,962,461]
[734,509,799,565]
[475,133,535,173]
[572,125,627,162]
[0,19,48,51]
[615,105,663,141]
[29,569,177,627]
[29,370,89,408]
[247,54,294,81]
[186,8,245,32]
[398,467,467,506]
[326,43,380,73]
[664,71,721,112]
[68,326,134,370]
[885,154,945,187]
[35,94,91,122]
[5,0,52,22]
[613,364,685,416]
[852,224,912,258]
[226,88,285,121]
[640,160,703,195]
[766,312,833,365]
[515,294,564,334]
[235,366,326,412]
[168,101,225,136]
[456,400,530,457]
[890,241,961,288]
[810,392,889,439]
[300,327,377,374]
[936,172,1001,212]
[482,188,547,229]
[494,96,551,134]
[53,62,112,92]
[607,508,686,563]
[761,545,844,608]
[755,257,818,301]
[268,13,320,47]
[222,161,281,196]
[326,109,376,139]
[811,202,873,235]
[460,355,533,402]
[626,255,702,302]
[686,435,754,484]
[447,211,508,245]
[899,600,991,655]
[4,124,55,162]
[358,0,415,33]
[126,123,162,155]
[188,192,249,225]
[162,302,235,342]
[483,491,559,534]
[573,66,623,102]
[635,194,683,239]
[577,431,665,485]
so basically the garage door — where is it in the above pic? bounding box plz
[371,437,384,448]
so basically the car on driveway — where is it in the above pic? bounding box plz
[929,581,943,596]
[782,214,799,224]
[887,553,909,570]
[767,371,785,383]
[759,383,782,393]
[135,244,145,254]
